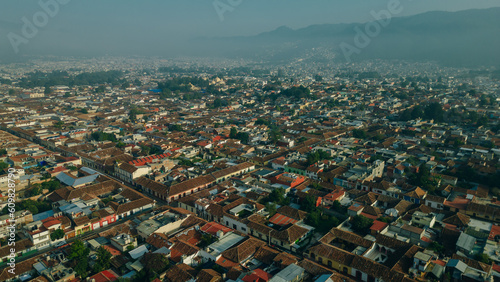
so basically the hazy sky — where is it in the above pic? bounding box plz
[1,0,500,59]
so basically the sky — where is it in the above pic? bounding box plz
[1,0,500,59]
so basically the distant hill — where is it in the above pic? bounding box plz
[193,8,500,67]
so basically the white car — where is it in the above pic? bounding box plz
[55,241,67,248]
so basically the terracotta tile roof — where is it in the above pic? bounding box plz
[164,264,196,282]
[253,245,280,265]
[404,187,426,199]
[147,233,170,249]
[394,200,413,214]
[309,243,355,265]
[351,256,391,279]
[271,224,309,244]
[135,176,169,195]
[442,213,470,227]
[297,259,334,277]
[273,251,298,268]
[196,269,223,282]
[376,234,412,249]
[200,221,232,236]
[354,192,378,205]
[169,175,216,196]
[169,240,199,263]
[221,238,266,264]
[320,228,372,248]
[275,205,308,221]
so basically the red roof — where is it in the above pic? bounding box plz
[102,245,122,256]
[493,264,500,273]
[128,153,171,166]
[369,220,388,231]
[216,256,238,268]
[361,212,378,220]
[433,260,446,267]
[42,220,61,229]
[489,225,500,240]
[243,269,273,282]
[268,213,298,226]
[200,222,232,236]
[88,270,119,282]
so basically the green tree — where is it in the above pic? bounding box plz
[351,215,374,235]
[213,98,228,108]
[230,127,238,139]
[93,246,112,273]
[266,202,277,217]
[264,188,289,206]
[475,253,491,264]
[50,229,65,241]
[69,240,90,278]
[352,129,367,139]
[169,124,183,132]
[302,195,317,213]
[0,161,9,170]
[8,89,16,96]
[54,121,64,129]
[428,242,445,254]
[139,253,169,280]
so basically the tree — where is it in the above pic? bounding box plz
[69,240,90,278]
[79,108,88,114]
[307,150,331,165]
[0,161,9,170]
[351,215,373,235]
[44,86,52,94]
[8,89,16,96]
[93,246,112,273]
[302,195,317,213]
[169,124,183,132]
[269,129,282,144]
[213,98,228,108]
[428,242,444,254]
[50,229,65,241]
[265,188,289,206]
[352,129,367,139]
[266,202,277,217]
[230,127,238,139]
[140,253,170,279]
[475,253,491,264]
[28,184,42,197]
[54,121,64,129]
[126,244,135,252]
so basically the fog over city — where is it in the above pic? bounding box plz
[1,0,500,66]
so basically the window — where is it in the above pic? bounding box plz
[328,260,332,267]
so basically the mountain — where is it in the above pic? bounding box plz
[194,8,500,67]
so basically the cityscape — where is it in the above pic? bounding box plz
[0,2,500,282]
